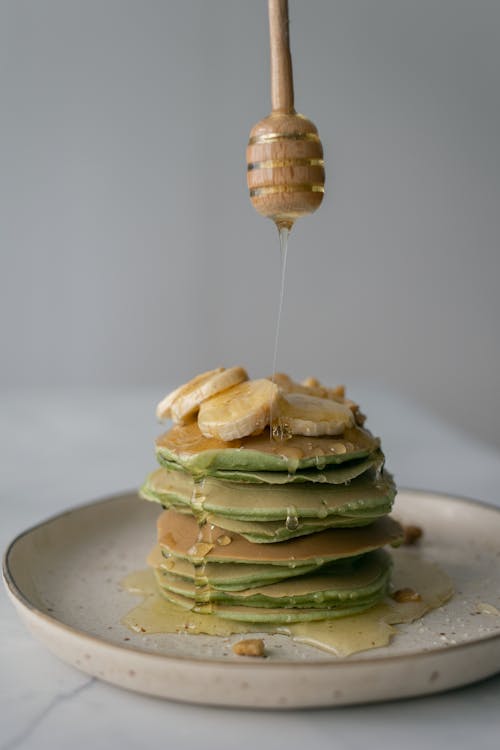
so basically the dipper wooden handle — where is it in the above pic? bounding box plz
[269,0,294,114]
[247,0,325,230]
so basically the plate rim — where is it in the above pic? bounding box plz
[3,487,500,670]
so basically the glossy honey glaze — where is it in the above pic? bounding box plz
[156,422,379,464]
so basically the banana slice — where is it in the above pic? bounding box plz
[278,373,365,426]
[172,367,248,424]
[277,392,354,437]
[156,367,248,423]
[156,368,223,421]
[198,379,279,441]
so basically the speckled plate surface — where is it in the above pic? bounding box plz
[3,490,500,708]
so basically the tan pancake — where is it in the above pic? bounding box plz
[157,509,403,564]
[156,422,378,462]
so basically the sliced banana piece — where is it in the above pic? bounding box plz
[277,392,354,437]
[156,368,223,421]
[198,379,279,441]
[156,383,186,421]
[156,367,248,422]
[277,373,365,426]
[171,366,248,424]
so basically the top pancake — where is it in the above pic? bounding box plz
[156,422,380,475]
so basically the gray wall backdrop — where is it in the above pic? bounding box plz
[1,0,499,447]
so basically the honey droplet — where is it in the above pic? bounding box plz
[187,542,214,559]
[331,442,347,455]
[216,534,232,547]
[272,419,293,441]
[475,602,500,616]
[285,505,299,531]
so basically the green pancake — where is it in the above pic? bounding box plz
[140,467,395,531]
[156,422,380,475]
[158,452,384,484]
[150,547,321,590]
[153,550,391,623]
[158,584,375,623]
[206,509,390,543]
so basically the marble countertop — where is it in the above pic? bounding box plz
[2,385,500,750]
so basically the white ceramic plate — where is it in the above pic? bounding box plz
[3,490,500,708]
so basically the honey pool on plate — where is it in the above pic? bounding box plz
[121,546,453,657]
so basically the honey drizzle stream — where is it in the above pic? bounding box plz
[183,227,289,610]
[271,226,289,383]
[270,226,290,439]
[189,478,213,614]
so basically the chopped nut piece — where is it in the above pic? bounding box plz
[392,587,422,603]
[232,638,266,657]
[354,410,367,426]
[403,525,423,545]
[302,376,321,388]
[329,384,345,399]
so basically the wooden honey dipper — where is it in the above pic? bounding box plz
[247,0,325,231]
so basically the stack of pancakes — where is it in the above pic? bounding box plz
[141,368,402,625]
